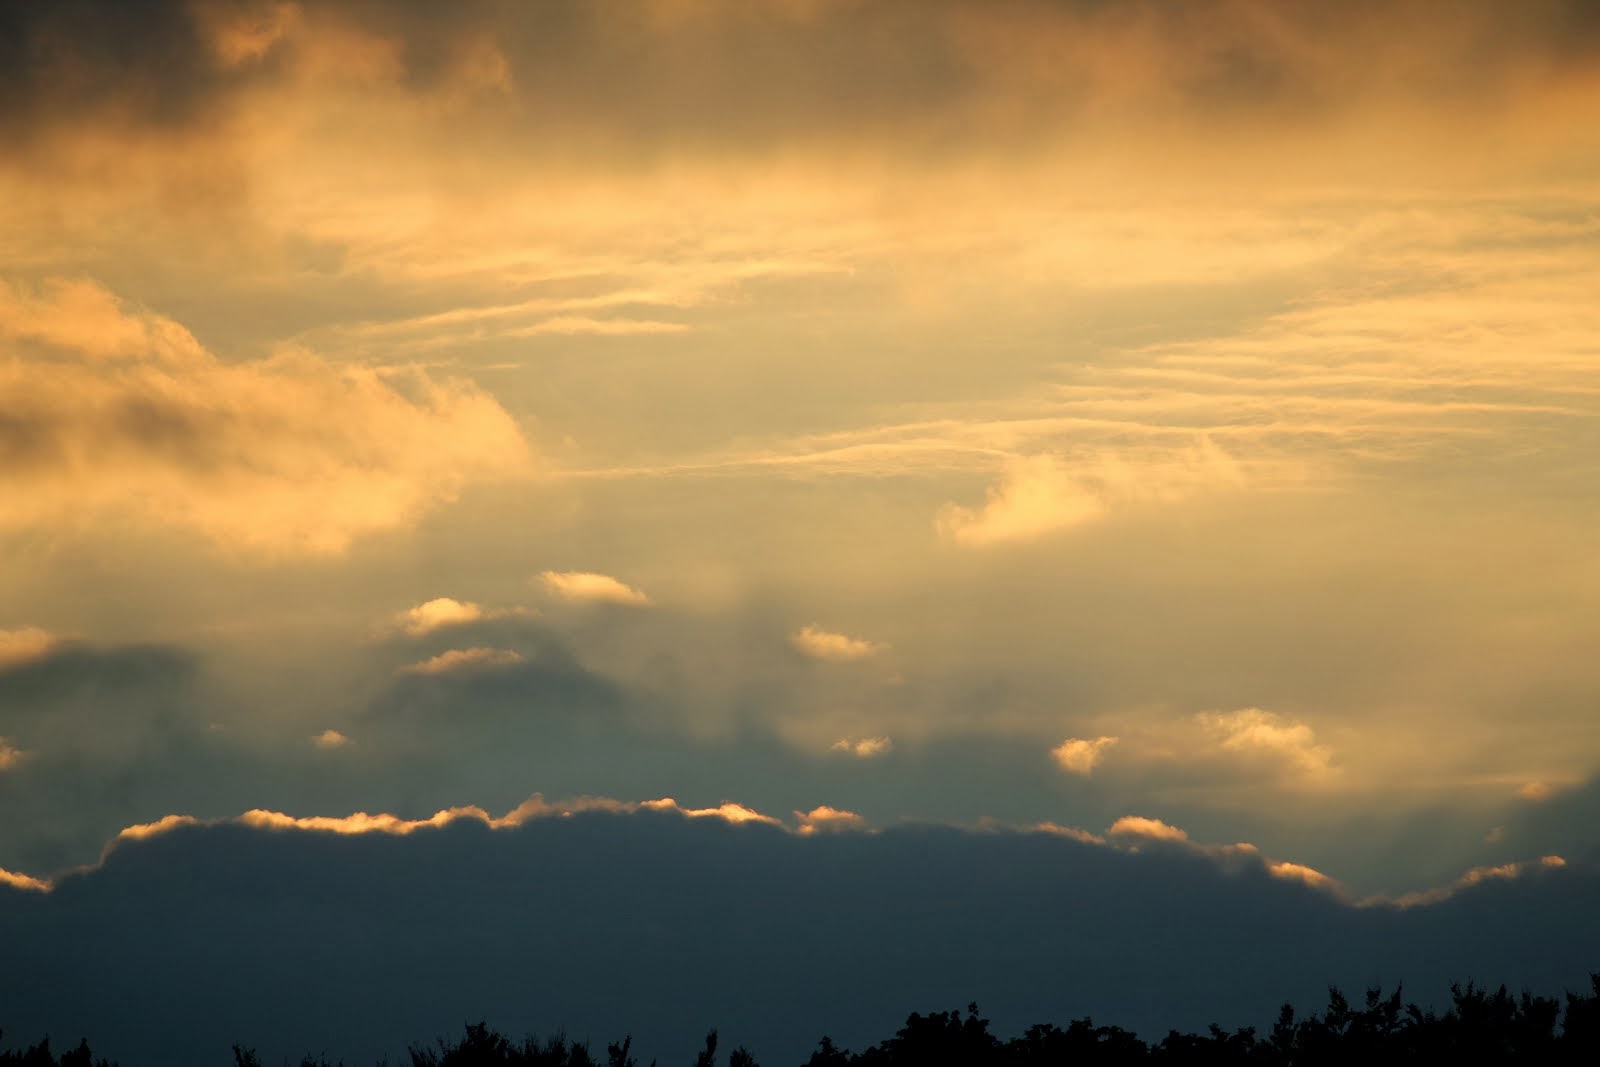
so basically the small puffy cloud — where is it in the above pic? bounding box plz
[1107,815,1189,843]
[1197,708,1334,776]
[311,729,350,749]
[792,625,883,662]
[0,738,28,770]
[395,597,529,636]
[795,805,867,835]
[397,597,484,635]
[1051,736,1118,775]
[539,571,650,606]
[399,647,525,675]
[830,736,893,758]
[0,626,58,668]
[1518,781,1553,801]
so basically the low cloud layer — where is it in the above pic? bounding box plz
[1,801,1592,1067]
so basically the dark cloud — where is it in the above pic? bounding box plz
[1,806,1594,1066]
[3,0,1597,160]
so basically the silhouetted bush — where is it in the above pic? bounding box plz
[6,971,1599,1065]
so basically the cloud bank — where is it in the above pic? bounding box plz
[1,800,1593,1067]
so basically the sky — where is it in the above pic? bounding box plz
[2,0,1600,1061]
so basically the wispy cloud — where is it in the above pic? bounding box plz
[399,647,525,676]
[1197,708,1335,778]
[830,737,893,759]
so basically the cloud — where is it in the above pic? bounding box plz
[0,626,58,668]
[938,441,1244,546]
[1518,780,1555,801]
[937,454,1106,546]
[397,597,486,635]
[1106,815,1189,844]
[0,278,533,555]
[0,738,28,770]
[795,805,867,835]
[539,571,651,606]
[830,736,893,758]
[311,729,350,750]
[791,625,883,662]
[1197,708,1334,777]
[3,798,1594,1067]
[1050,736,1118,776]
[395,597,529,636]
[0,866,49,893]
[399,647,526,676]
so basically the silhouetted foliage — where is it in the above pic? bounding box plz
[5,971,1600,1065]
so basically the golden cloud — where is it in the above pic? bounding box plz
[1106,815,1190,844]
[0,626,59,669]
[792,625,884,662]
[1197,708,1335,777]
[795,805,867,835]
[830,736,893,759]
[399,647,525,676]
[539,571,651,606]
[1050,736,1119,776]
[0,277,532,556]
[311,729,351,749]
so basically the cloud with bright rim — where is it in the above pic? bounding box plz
[1051,736,1119,775]
[539,571,652,606]
[792,625,883,662]
[399,648,526,676]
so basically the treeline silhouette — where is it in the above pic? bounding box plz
[6,975,1599,1066]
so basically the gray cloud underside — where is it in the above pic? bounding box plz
[2,807,1595,1067]
[4,0,1598,157]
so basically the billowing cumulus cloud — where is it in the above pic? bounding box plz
[399,647,526,675]
[791,625,883,662]
[0,278,532,555]
[1051,736,1118,775]
[540,571,651,606]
